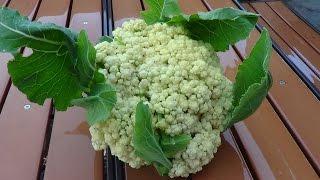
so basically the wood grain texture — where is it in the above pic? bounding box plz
[206,0,320,178]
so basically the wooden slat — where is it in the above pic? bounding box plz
[267,1,320,53]
[43,0,103,179]
[0,1,53,180]
[0,0,7,6]
[241,3,320,90]
[249,2,320,77]
[206,0,320,178]
[112,0,141,27]
[232,1,320,173]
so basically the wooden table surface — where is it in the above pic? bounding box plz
[0,0,319,179]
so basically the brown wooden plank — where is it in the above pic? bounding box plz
[112,0,141,27]
[267,1,320,54]
[0,0,7,6]
[249,2,320,77]
[206,0,320,177]
[0,1,52,180]
[241,3,320,90]
[43,0,103,179]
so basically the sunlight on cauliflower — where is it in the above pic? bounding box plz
[90,19,233,178]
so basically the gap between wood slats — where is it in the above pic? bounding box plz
[235,1,320,100]
[4,0,10,6]
[265,2,320,54]
[103,1,126,180]
[36,0,74,179]
[240,3,320,172]
[232,0,320,175]
[247,2,320,83]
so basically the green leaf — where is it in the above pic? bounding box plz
[168,8,259,51]
[76,30,97,89]
[224,28,272,130]
[1,7,117,123]
[72,72,117,126]
[1,6,82,110]
[141,0,182,24]
[133,101,172,175]
[160,133,191,158]
[98,35,113,43]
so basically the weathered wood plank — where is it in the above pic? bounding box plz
[0,1,52,180]
[241,3,320,91]
[43,0,103,179]
[205,0,320,178]
[267,1,320,53]
[250,2,320,77]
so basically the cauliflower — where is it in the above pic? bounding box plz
[90,19,233,178]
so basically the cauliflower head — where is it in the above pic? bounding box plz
[90,19,233,178]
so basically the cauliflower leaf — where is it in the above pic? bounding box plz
[1,7,116,125]
[141,0,182,24]
[160,133,191,158]
[225,28,272,130]
[168,8,259,51]
[133,101,172,175]
[72,72,116,126]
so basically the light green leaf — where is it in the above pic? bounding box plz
[141,0,182,24]
[133,101,172,175]
[160,133,191,158]
[72,72,117,126]
[76,30,96,88]
[99,35,113,43]
[224,28,272,130]
[168,8,259,51]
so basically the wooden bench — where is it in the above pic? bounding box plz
[0,0,319,179]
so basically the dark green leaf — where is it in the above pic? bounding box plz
[160,133,191,158]
[168,8,259,51]
[72,72,117,125]
[99,35,113,43]
[224,28,272,130]
[133,101,172,175]
[141,0,182,24]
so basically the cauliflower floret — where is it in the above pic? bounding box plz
[169,129,221,178]
[91,19,233,178]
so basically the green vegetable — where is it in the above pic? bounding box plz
[160,133,191,158]
[0,7,116,124]
[133,101,172,175]
[71,72,117,126]
[76,30,97,89]
[168,8,259,51]
[141,0,182,24]
[99,35,113,43]
[225,28,272,130]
